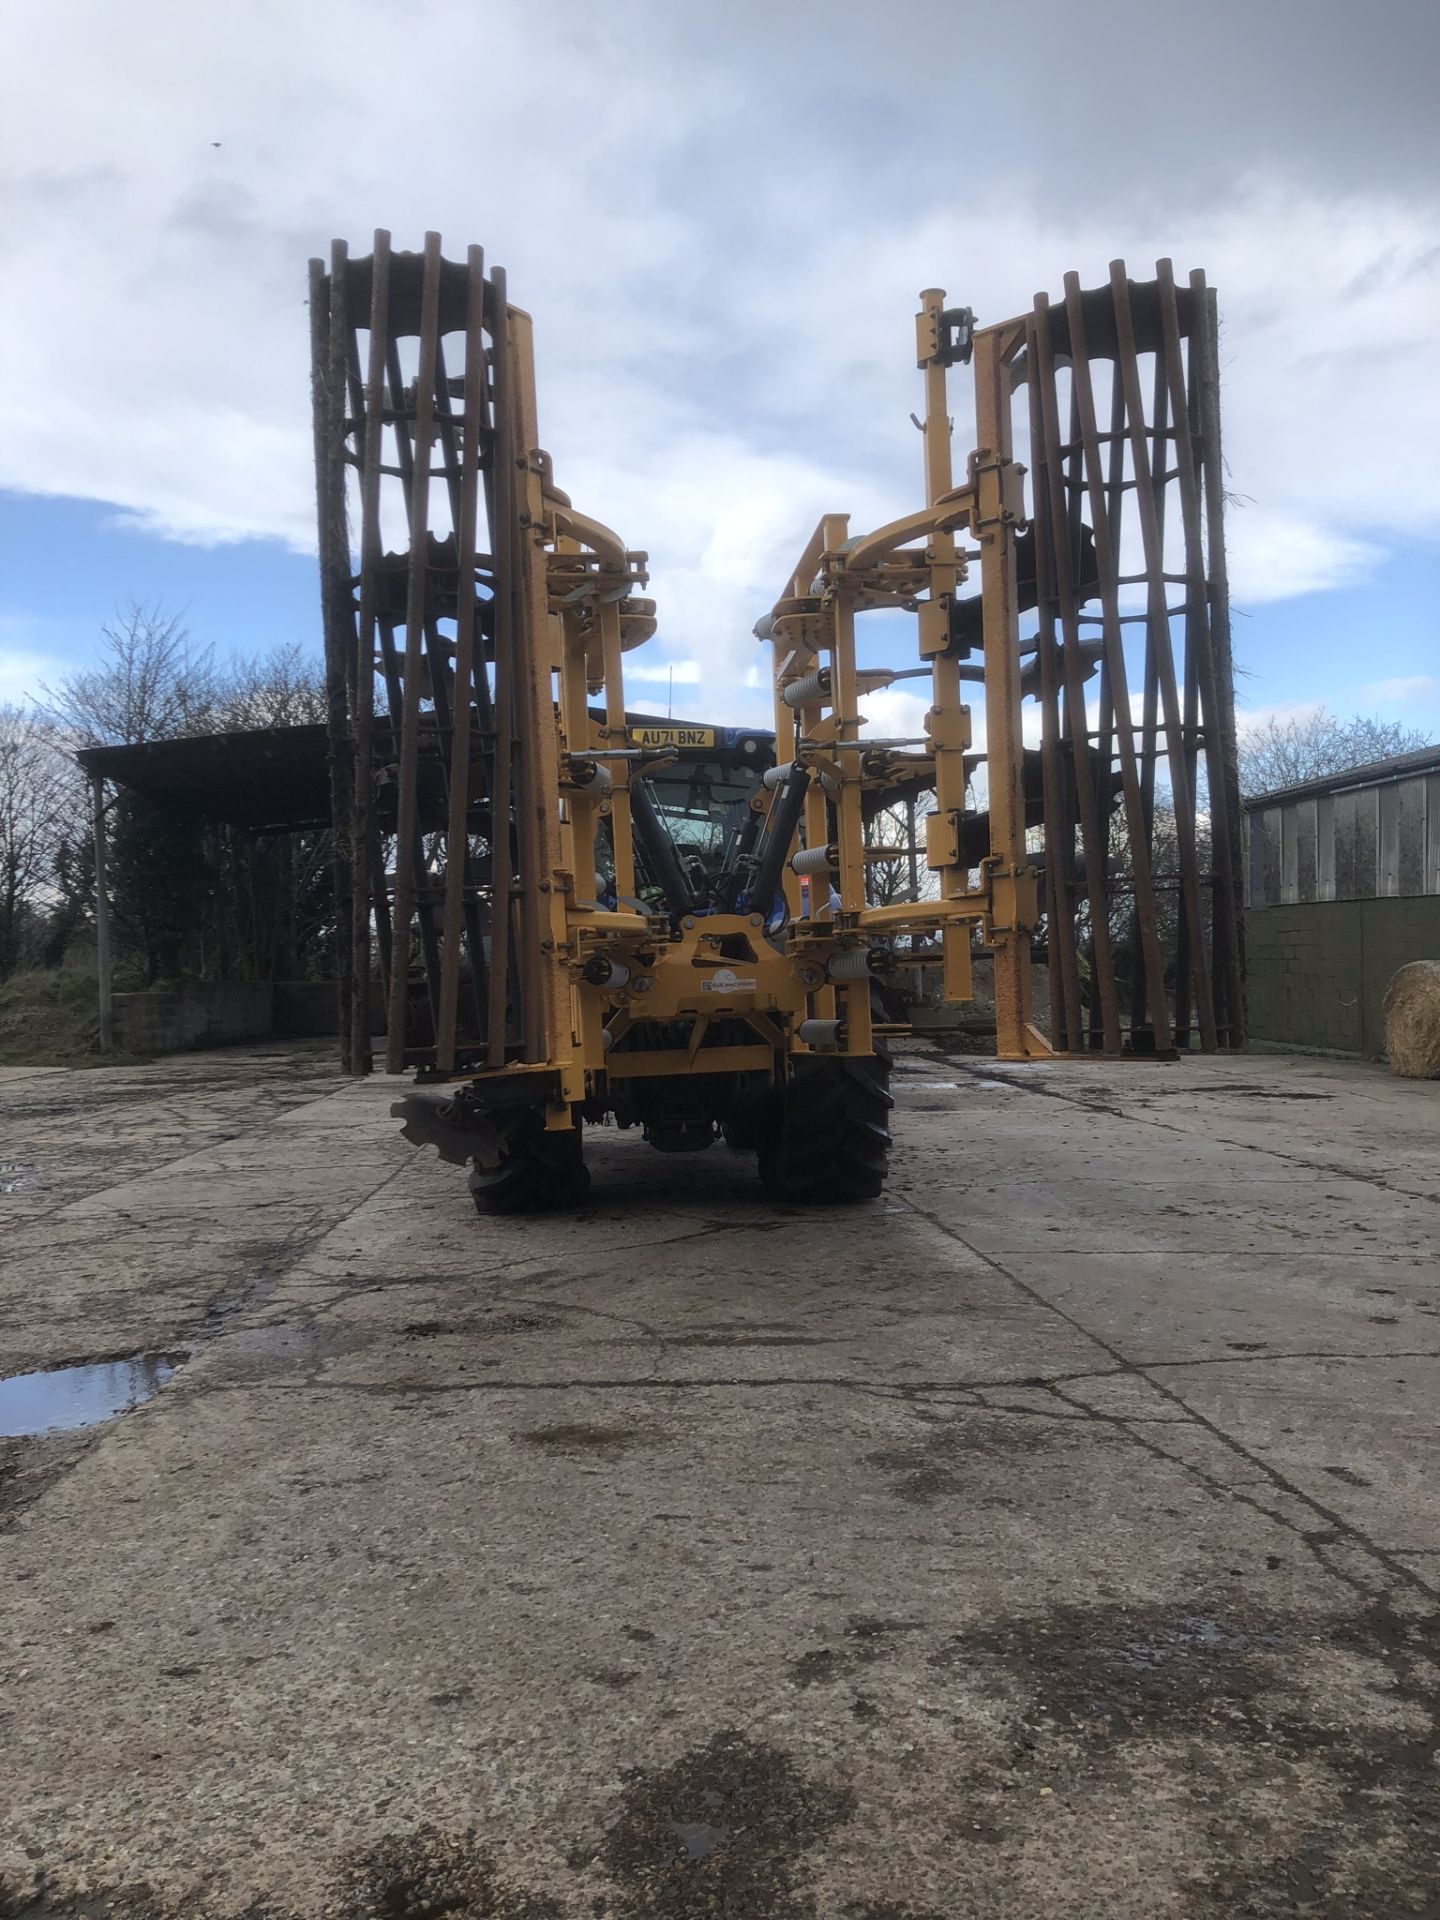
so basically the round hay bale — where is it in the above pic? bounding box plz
[1383,960,1440,1079]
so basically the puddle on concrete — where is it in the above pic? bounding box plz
[0,1161,38,1195]
[666,1812,731,1862]
[0,1353,180,1437]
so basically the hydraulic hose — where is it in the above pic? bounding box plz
[710,803,766,913]
[744,764,811,914]
[630,779,697,918]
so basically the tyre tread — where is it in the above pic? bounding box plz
[760,1017,893,1204]
[469,1113,590,1215]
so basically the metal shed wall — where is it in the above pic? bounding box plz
[1246,771,1440,908]
[1244,753,1440,1056]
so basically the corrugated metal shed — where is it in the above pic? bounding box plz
[1245,747,1440,907]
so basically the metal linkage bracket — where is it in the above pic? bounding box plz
[924,809,961,870]
[916,305,975,368]
[979,856,1040,936]
[967,450,1027,533]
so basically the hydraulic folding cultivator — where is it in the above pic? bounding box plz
[310,233,1241,1210]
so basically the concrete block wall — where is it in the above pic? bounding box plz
[113,984,275,1055]
[273,980,345,1037]
[272,981,386,1037]
[1247,896,1440,1057]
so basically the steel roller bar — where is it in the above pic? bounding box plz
[385,234,445,1072]
[349,229,392,1077]
[312,241,356,1076]
[1187,268,1246,1044]
[1061,270,1173,1050]
[1029,293,1124,1051]
[485,264,520,1071]
[435,244,488,1074]
[1025,344,1084,1050]
[1109,261,1216,1049]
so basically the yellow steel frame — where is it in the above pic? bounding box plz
[454,288,1049,1131]
[762,296,1049,1061]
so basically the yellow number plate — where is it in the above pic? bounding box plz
[628,725,716,750]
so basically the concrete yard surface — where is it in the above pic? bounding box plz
[1,1041,1438,1918]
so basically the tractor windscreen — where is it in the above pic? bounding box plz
[613,721,774,906]
[647,756,762,889]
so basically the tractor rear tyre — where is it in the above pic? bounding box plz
[469,1111,590,1215]
[758,1043,893,1204]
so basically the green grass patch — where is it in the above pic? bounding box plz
[0,970,147,1069]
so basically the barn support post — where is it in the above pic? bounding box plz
[90,769,114,1054]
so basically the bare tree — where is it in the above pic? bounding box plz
[0,707,79,979]
[33,610,338,981]
[864,796,936,907]
[214,643,327,730]
[42,600,219,746]
[1238,708,1432,799]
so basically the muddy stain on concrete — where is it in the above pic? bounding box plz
[845,1906,949,1920]
[790,1616,925,1689]
[932,1596,1440,1918]
[336,1826,561,1919]
[599,1729,855,1918]
[866,1408,1060,1506]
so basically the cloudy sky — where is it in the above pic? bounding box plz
[2,0,1436,743]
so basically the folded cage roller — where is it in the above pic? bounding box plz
[1025,263,1244,1052]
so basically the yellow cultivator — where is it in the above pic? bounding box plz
[310,234,1241,1209]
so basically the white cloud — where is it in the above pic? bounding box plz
[1224,510,1380,605]
[1,1,1437,734]
[1236,699,1328,736]
[1237,682,1440,741]
[861,688,933,745]
[0,615,64,707]
[624,658,702,685]
[1360,675,1440,707]
[0,649,61,708]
